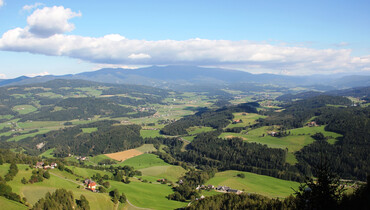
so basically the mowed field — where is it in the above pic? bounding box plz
[205,170,300,198]
[105,149,143,161]
[111,180,186,210]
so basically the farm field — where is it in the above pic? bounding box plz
[105,149,143,162]
[205,170,300,198]
[226,113,266,128]
[12,105,37,115]
[112,180,186,210]
[140,129,162,138]
[119,153,169,170]
[186,126,215,135]
[139,165,186,183]
[81,127,98,133]
[39,148,55,158]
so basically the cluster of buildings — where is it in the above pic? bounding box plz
[215,185,243,194]
[195,185,243,194]
[35,161,58,169]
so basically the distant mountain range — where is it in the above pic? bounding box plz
[1,65,370,89]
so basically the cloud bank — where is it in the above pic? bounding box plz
[0,5,369,75]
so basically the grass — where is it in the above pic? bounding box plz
[0,196,27,209]
[135,144,157,153]
[140,129,162,138]
[111,180,186,210]
[66,166,113,178]
[186,126,215,135]
[88,155,115,165]
[39,148,55,158]
[81,127,98,133]
[12,105,37,115]
[7,129,51,142]
[205,170,300,198]
[226,113,266,128]
[139,165,186,183]
[119,153,169,169]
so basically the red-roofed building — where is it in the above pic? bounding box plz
[87,182,96,191]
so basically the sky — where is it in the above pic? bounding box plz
[0,0,370,79]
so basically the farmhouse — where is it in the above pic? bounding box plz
[232,119,243,124]
[307,121,318,127]
[35,161,44,168]
[85,179,97,192]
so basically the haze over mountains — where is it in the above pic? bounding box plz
[1,65,370,89]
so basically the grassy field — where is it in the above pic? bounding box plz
[81,127,98,133]
[12,105,37,115]
[139,165,186,183]
[226,113,266,128]
[111,180,186,210]
[119,153,169,169]
[140,129,162,138]
[39,148,55,158]
[66,166,113,178]
[135,144,157,153]
[0,196,27,209]
[186,126,215,135]
[88,155,115,165]
[7,129,51,142]
[205,170,300,198]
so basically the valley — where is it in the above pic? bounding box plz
[0,77,369,209]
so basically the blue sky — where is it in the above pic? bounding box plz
[0,0,369,78]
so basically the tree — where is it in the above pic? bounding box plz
[43,171,50,179]
[77,195,90,210]
[293,160,344,209]
[119,193,126,203]
[109,189,120,204]
[21,177,28,184]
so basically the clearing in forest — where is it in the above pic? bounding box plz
[105,149,143,161]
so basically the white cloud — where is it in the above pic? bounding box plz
[0,73,6,79]
[128,53,151,59]
[0,0,4,7]
[25,71,50,77]
[26,6,81,37]
[22,2,44,11]
[92,64,144,70]
[0,6,369,75]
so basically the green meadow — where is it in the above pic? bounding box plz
[205,170,300,198]
[119,153,169,169]
[39,148,55,158]
[0,196,27,210]
[135,144,157,153]
[186,126,215,135]
[12,105,37,115]
[140,129,162,138]
[112,180,186,210]
[226,113,266,128]
[81,127,98,133]
[139,165,186,183]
